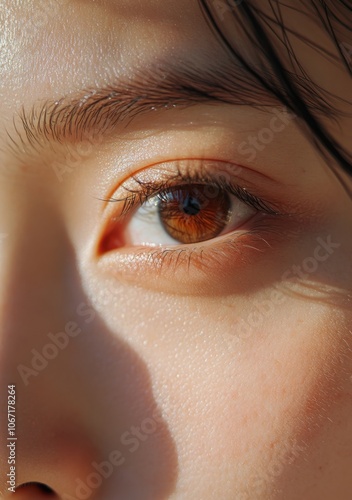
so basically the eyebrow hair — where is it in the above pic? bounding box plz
[5,58,278,159]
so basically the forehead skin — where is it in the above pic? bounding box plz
[0,1,219,106]
[0,0,350,167]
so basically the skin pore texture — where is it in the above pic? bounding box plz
[0,1,352,499]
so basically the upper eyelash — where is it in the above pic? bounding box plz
[103,163,282,218]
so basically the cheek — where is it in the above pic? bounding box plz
[85,271,350,497]
[136,298,349,497]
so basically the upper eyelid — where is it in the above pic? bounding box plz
[100,156,282,206]
[102,161,283,221]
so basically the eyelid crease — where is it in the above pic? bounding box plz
[102,160,285,224]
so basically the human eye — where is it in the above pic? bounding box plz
[121,182,255,247]
[96,159,286,294]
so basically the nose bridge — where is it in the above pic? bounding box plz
[0,197,72,370]
[0,198,99,496]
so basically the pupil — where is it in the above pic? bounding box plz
[182,195,201,216]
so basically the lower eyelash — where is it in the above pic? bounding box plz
[130,215,281,276]
[96,211,290,296]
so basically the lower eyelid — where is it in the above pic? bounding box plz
[96,214,284,296]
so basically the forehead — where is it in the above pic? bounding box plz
[0,0,213,98]
[0,0,350,155]
[0,1,344,100]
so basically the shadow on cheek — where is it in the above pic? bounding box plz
[67,308,180,499]
[0,233,178,499]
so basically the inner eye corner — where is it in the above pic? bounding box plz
[97,217,124,256]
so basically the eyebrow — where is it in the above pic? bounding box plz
[5,58,277,158]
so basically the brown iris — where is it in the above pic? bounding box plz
[157,184,232,244]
